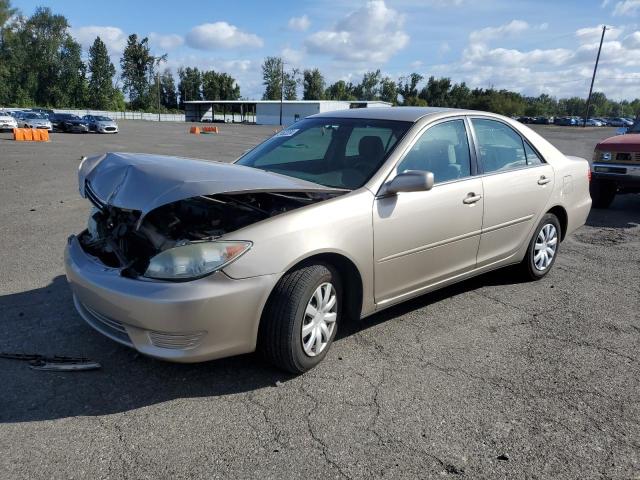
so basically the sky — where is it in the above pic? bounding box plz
[12,0,640,101]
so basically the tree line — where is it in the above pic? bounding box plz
[1,1,638,118]
[261,58,640,119]
[0,2,242,111]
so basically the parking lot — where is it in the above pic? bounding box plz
[0,121,638,479]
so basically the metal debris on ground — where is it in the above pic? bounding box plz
[0,352,101,371]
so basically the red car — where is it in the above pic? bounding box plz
[591,121,640,208]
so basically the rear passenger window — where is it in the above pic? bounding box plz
[471,119,528,173]
[524,141,543,165]
[396,119,471,184]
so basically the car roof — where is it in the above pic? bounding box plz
[310,106,461,122]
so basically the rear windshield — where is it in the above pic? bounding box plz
[236,117,412,189]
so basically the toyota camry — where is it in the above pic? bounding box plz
[65,107,592,373]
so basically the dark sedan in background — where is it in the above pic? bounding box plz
[50,113,90,133]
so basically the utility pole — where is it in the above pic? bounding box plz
[279,60,285,126]
[583,25,606,127]
[156,72,161,122]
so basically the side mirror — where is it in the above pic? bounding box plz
[383,170,434,195]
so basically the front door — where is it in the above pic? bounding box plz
[373,119,484,305]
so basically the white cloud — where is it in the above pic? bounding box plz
[438,41,451,55]
[186,22,263,50]
[148,32,184,51]
[469,20,530,44]
[288,15,310,32]
[305,0,409,63]
[71,26,128,55]
[426,21,640,101]
[624,31,640,48]
[612,0,640,15]
[281,47,304,64]
[576,25,622,42]
[410,60,423,68]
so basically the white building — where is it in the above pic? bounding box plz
[184,100,391,126]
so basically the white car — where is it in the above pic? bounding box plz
[19,112,53,131]
[0,111,18,131]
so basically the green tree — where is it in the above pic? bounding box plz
[398,73,423,105]
[419,76,452,107]
[324,80,356,101]
[448,82,471,108]
[202,70,240,101]
[261,56,298,100]
[87,36,116,109]
[178,66,202,108]
[302,68,325,100]
[159,69,178,109]
[120,34,156,110]
[379,77,398,104]
[354,70,381,100]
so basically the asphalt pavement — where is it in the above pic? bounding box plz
[0,121,638,479]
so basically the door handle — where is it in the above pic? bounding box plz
[463,193,482,204]
[538,175,551,185]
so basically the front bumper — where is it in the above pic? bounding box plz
[97,124,118,133]
[64,235,279,362]
[592,162,640,189]
[68,124,89,132]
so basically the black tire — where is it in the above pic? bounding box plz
[590,180,616,209]
[259,263,341,373]
[520,213,561,281]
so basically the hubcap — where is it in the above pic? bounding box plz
[301,282,338,357]
[534,223,558,271]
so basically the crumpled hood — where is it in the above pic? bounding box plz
[79,152,344,217]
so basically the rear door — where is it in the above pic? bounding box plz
[469,117,554,267]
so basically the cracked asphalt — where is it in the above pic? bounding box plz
[1,121,638,479]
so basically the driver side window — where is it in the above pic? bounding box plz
[396,119,471,184]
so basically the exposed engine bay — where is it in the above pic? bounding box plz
[78,191,339,278]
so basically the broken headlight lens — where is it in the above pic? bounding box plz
[144,241,252,280]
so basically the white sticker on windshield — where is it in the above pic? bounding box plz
[274,128,299,137]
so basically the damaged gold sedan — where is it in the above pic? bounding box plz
[65,108,591,372]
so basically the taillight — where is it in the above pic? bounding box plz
[588,169,592,182]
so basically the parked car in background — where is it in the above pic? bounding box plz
[0,110,18,131]
[590,120,640,208]
[30,107,55,118]
[554,117,578,126]
[18,112,52,130]
[65,107,592,373]
[83,115,119,133]
[532,116,553,125]
[607,117,633,127]
[584,118,605,127]
[50,113,89,133]
[517,116,535,124]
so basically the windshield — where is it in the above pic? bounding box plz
[94,116,112,121]
[236,117,412,189]
[24,113,45,119]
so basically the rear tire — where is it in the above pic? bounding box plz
[590,180,616,209]
[259,263,341,373]
[519,213,561,281]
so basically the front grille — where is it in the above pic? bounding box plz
[104,127,116,132]
[74,296,133,347]
[614,152,640,164]
[148,330,206,350]
[84,181,106,210]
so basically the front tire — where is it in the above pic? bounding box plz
[259,263,341,373]
[520,213,561,280]
[590,180,616,209]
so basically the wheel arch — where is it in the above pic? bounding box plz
[546,205,568,241]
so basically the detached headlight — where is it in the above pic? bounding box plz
[144,241,252,280]
[600,151,612,161]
